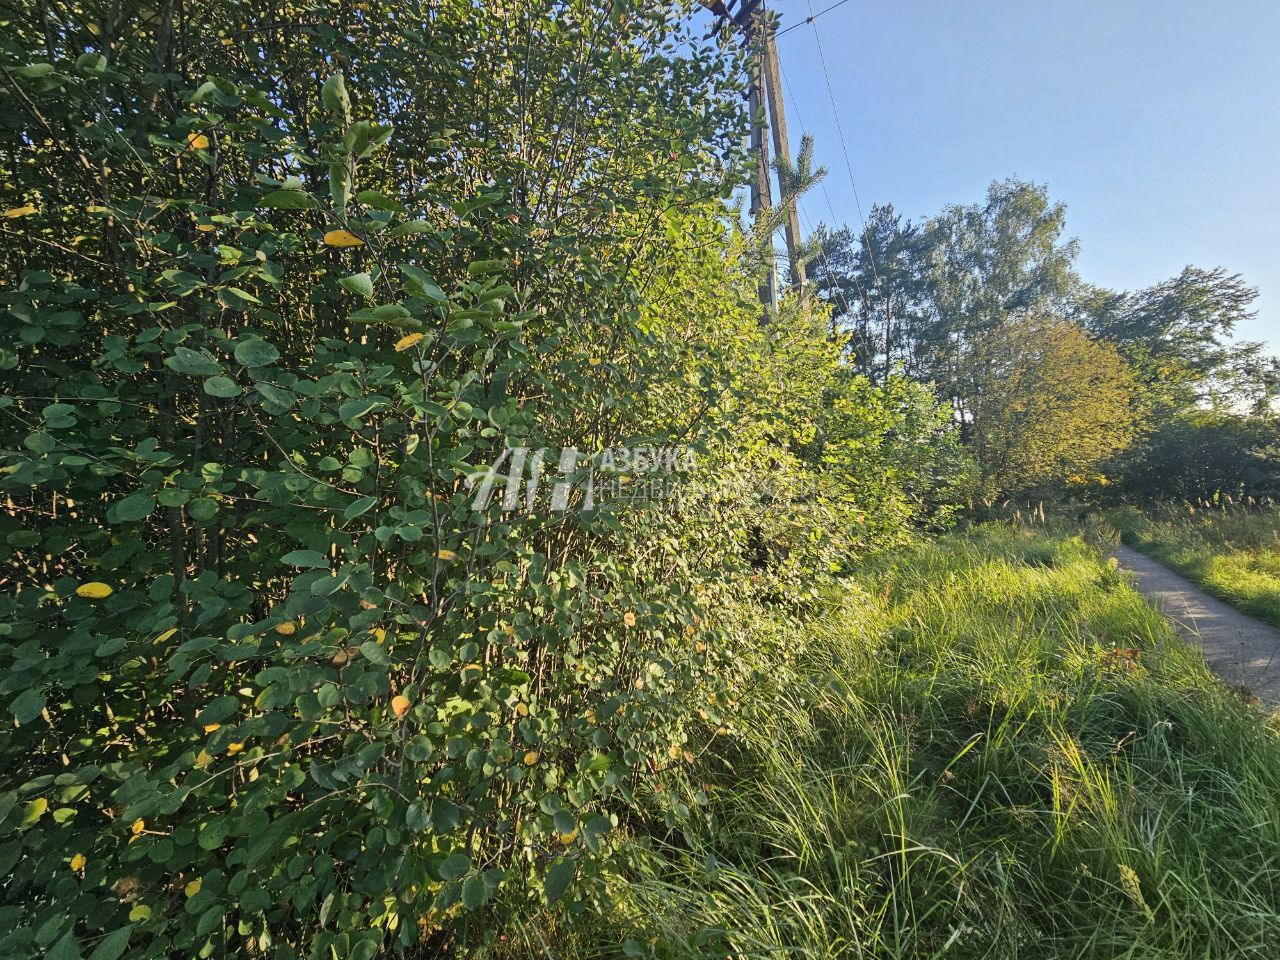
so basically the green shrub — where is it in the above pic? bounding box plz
[589,527,1280,958]
[0,3,966,956]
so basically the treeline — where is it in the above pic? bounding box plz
[811,180,1280,501]
[0,1,965,956]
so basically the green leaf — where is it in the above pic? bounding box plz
[203,375,241,398]
[405,800,430,832]
[187,498,218,522]
[322,71,350,122]
[389,220,434,237]
[256,383,295,408]
[339,273,375,300]
[115,493,156,523]
[11,688,45,725]
[400,264,447,303]
[544,857,575,903]
[259,190,317,210]
[461,873,489,910]
[234,339,280,367]
[439,853,470,881]
[282,549,329,568]
[467,259,505,276]
[360,640,389,665]
[165,346,222,377]
[339,398,382,421]
[343,496,377,519]
[330,163,351,212]
[349,304,411,325]
[198,696,240,725]
[16,63,56,80]
[88,925,133,960]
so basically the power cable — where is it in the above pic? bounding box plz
[775,0,854,38]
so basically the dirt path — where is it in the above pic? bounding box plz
[1112,544,1280,704]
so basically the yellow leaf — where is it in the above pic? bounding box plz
[436,549,456,561]
[184,878,202,898]
[22,798,48,825]
[195,223,216,233]
[4,205,38,218]
[129,904,151,922]
[69,853,87,872]
[557,828,579,844]
[514,702,529,717]
[76,582,113,599]
[523,750,540,766]
[187,132,209,150]
[202,723,220,733]
[194,749,212,769]
[391,695,411,719]
[622,611,636,628]
[371,627,386,644]
[588,357,602,366]
[584,708,595,723]
[87,22,101,35]
[226,742,244,755]
[153,628,178,645]
[131,818,145,835]
[323,229,364,248]
[274,621,296,636]
[395,332,424,352]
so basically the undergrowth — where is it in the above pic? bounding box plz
[566,525,1280,959]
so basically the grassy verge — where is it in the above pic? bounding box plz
[573,525,1280,959]
[1109,504,1280,627]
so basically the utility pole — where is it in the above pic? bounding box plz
[700,0,806,307]
[761,14,805,289]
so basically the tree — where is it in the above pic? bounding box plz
[959,318,1141,497]
[1076,266,1272,410]
[922,180,1081,401]
[1112,410,1280,500]
[809,205,932,382]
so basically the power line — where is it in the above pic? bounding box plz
[775,0,854,38]
[795,0,890,330]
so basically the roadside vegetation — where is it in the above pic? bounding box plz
[1110,504,1280,628]
[585,525,1280,959]
[2,2,1279,958]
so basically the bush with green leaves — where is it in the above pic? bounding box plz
[0,2,964,956]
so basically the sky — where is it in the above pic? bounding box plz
[770,0,1280,349]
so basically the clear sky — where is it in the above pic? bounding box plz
[771,0,1280,349]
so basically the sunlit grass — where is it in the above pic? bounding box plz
[1111,504,1280,627]
[572,525,1280,959]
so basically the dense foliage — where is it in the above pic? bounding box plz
[0,2,969,956]
[592,525,1280,958]
[810,180,1278,500]
[1111,410,1280,502]
[959,317,1139,499]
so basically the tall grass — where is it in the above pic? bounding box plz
[1110,504,1280,627]
[578,526,1280,959]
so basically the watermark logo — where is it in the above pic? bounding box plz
[465,445,696,513]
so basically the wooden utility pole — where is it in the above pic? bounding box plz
[761,16,806,289]
[744,9,779,310]
[700,0,805,308]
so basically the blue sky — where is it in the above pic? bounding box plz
[771,0,1280,349]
